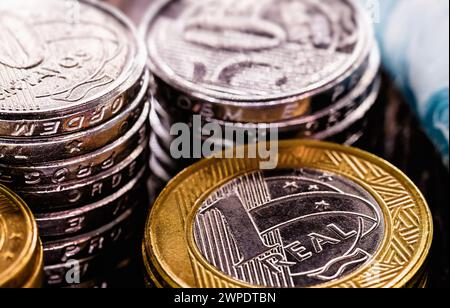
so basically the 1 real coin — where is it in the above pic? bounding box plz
[144,140,433,288]
[0,184,40,288]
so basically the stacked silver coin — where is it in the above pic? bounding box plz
[0,0,149,287]
[141,0,381,196]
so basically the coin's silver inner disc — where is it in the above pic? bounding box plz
[146,0,369,103]
[0,0,138,114]
[193,169,385,288]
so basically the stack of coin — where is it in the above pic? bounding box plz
[141,0,382,195]
[142,140,433,289]
[0,184,43,288]
[0,0,149,287]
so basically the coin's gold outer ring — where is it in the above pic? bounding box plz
[22,242,44,289]
[0,184,39,288]
[145,140,433,289]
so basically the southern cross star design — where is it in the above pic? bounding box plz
[308,185,320,191]
[65,140,83,154]
[319,174,334,182]
[283,181,299,189]
[315,200,331,211]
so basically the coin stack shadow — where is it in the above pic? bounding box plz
[0,0,149,288]
[140,0,382,198]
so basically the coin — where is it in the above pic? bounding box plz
[190,79,379,146]
[0,80,149,165]
[44,255,122,288]
[149,103,173,151]
[35,171,147,238]
[142,243,171,289]
[63,258,138,289]
[146,74,381,190]
[0,0,146,138]
[0,184,40,288]
[0,100,149,188]
[45,241,140,287]
[43,208,137,265]
[16,143,148,212]
[143,140,433,288]
[142,0,374,123]
[204,49,380,136]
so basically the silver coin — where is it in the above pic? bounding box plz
[205,48,381,135]
[149,103,173,150]
[43,207,136,265]
[36,169,147,238]
[152,96,172,127]
[0,91,150,165]
[44,253,131,287]
[62,258,137,289]
[312,78,380,141]
[149,132,178,170]
[16,143,148,212]
[0,0,147,137]
[193,168,385,288]
[148,153,173,183]
[200,76,381,146]
[0,102,149,187]
[147,174,167,203]
[164,74,380,149]
[149,47,380,143]
[142,0,373,123]
[146,77,380,187]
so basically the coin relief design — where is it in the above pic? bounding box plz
[0,0,134,113]
[146,0,365,101]
[193,169,384,288]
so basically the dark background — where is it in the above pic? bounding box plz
[106,0,450,288]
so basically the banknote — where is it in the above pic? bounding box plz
[362,0,449,166]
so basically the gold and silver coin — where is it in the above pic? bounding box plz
[143,141,433,288]
[0,184,42,288]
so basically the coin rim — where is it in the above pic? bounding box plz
[21,241,44,289]
[141,0,373,106]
